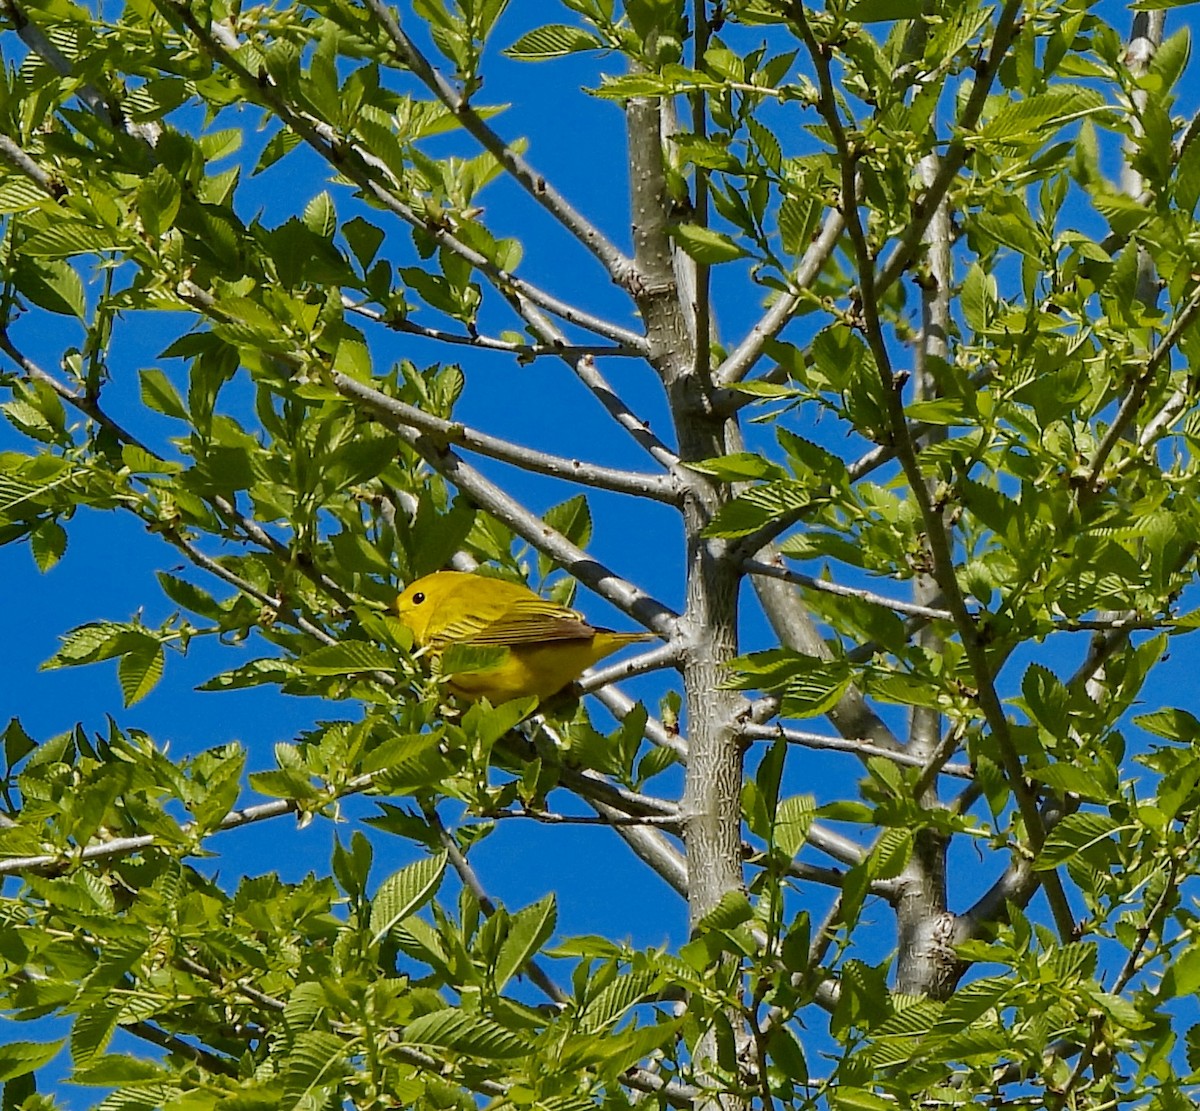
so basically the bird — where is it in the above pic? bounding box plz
[394,570,657,704]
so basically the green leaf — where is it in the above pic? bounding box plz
[248,767,320,800]
[702,480,814,539]
[2,717,35,773]
[833,1087,896,1111]
[696,890,754,931]
[1036,812,1126,869]
[0,1040,63,1083]
[579,970,659,1031]
[21,222,128,258]
[156,573,222,619]
[460,696,539,747]
[538,495,592,580]
[670,223,746,264]
[189,746,245,831]
[369,852,447,941]
[12,256,85,318]
[44,622,140,668]
[136,167,182,238]
[303,191,336,238]
[686,453,789,482]
[298,641,395,675]
[847,0,926,20]
[1161,942,1200,998]
[30,518,66,572]
[118,638,165,707]
[282,1030,346,1107]
[979,89,1107,143]
[403,1009,532,1059]
[1028,762,1111,801]
[1134,707,1200,742]
[121,444,181,475]
[767,1025,808,1083]
[503,23,604,59]
[343,216,385,269]
[494,893,557,990]
[139,368,189,420]
[774,794,816,858]
[360,732,443,774]
[71,1054,169,1086]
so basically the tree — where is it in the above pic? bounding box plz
[3,0,1200,1107]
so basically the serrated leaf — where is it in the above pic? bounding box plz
[370,853,447,941]
[118,639,164,707]
[1134,707,1200,742]
[254,126,303,174]
[1035,812,1126,869]
[979,89,1107,143]
[686,453,788,482]
[71,1054,168,1086]
[343,216,385,269]
[360,731,443,774]
[12,256,86,317]
[303,191,336,237]
[30,518,66,572]
[775,794,816,858]
[283,1030,346,1107]
[503,23,603,59]
[0,1040,63,1083]
[44,622,138,667]
[579,970,659,1031]
[189,747,245,831]
[702,480,814,539]
[671,223,746,264]
[1028,763,1110,801]
[121,444,181,474]
[139,368,188,420]
[21,222,127,258]
[697,890,754,931]
[403,1008,531,1059]
[248,767,320,800]
[298,641,395,675]
[494,893,556,990]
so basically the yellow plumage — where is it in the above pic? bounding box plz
[394,570,656,704]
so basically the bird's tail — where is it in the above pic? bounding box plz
[591,629,661,660]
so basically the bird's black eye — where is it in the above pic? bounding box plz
[412,592,425,605]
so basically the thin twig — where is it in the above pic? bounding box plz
[715,209,846,387]
[360,0,634,287]
[332,372,682,504]
[739,723,973,779]
[123,1020,238,1076]
[388,423,681,636]
[744,558,955,621]
[424,804,570,1007]
[575,641,682,693]
[161,529,338,646]
[874,0,1025,294]
[498,295,680,469]
[1085,283,1200,489]
[0,772,378,876]
[344,298,641,358]
[166,1,647,351]
[481,807,683,829]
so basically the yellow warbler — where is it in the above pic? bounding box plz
[395,570,656,704]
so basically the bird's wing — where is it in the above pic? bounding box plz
[437,597,596,646]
